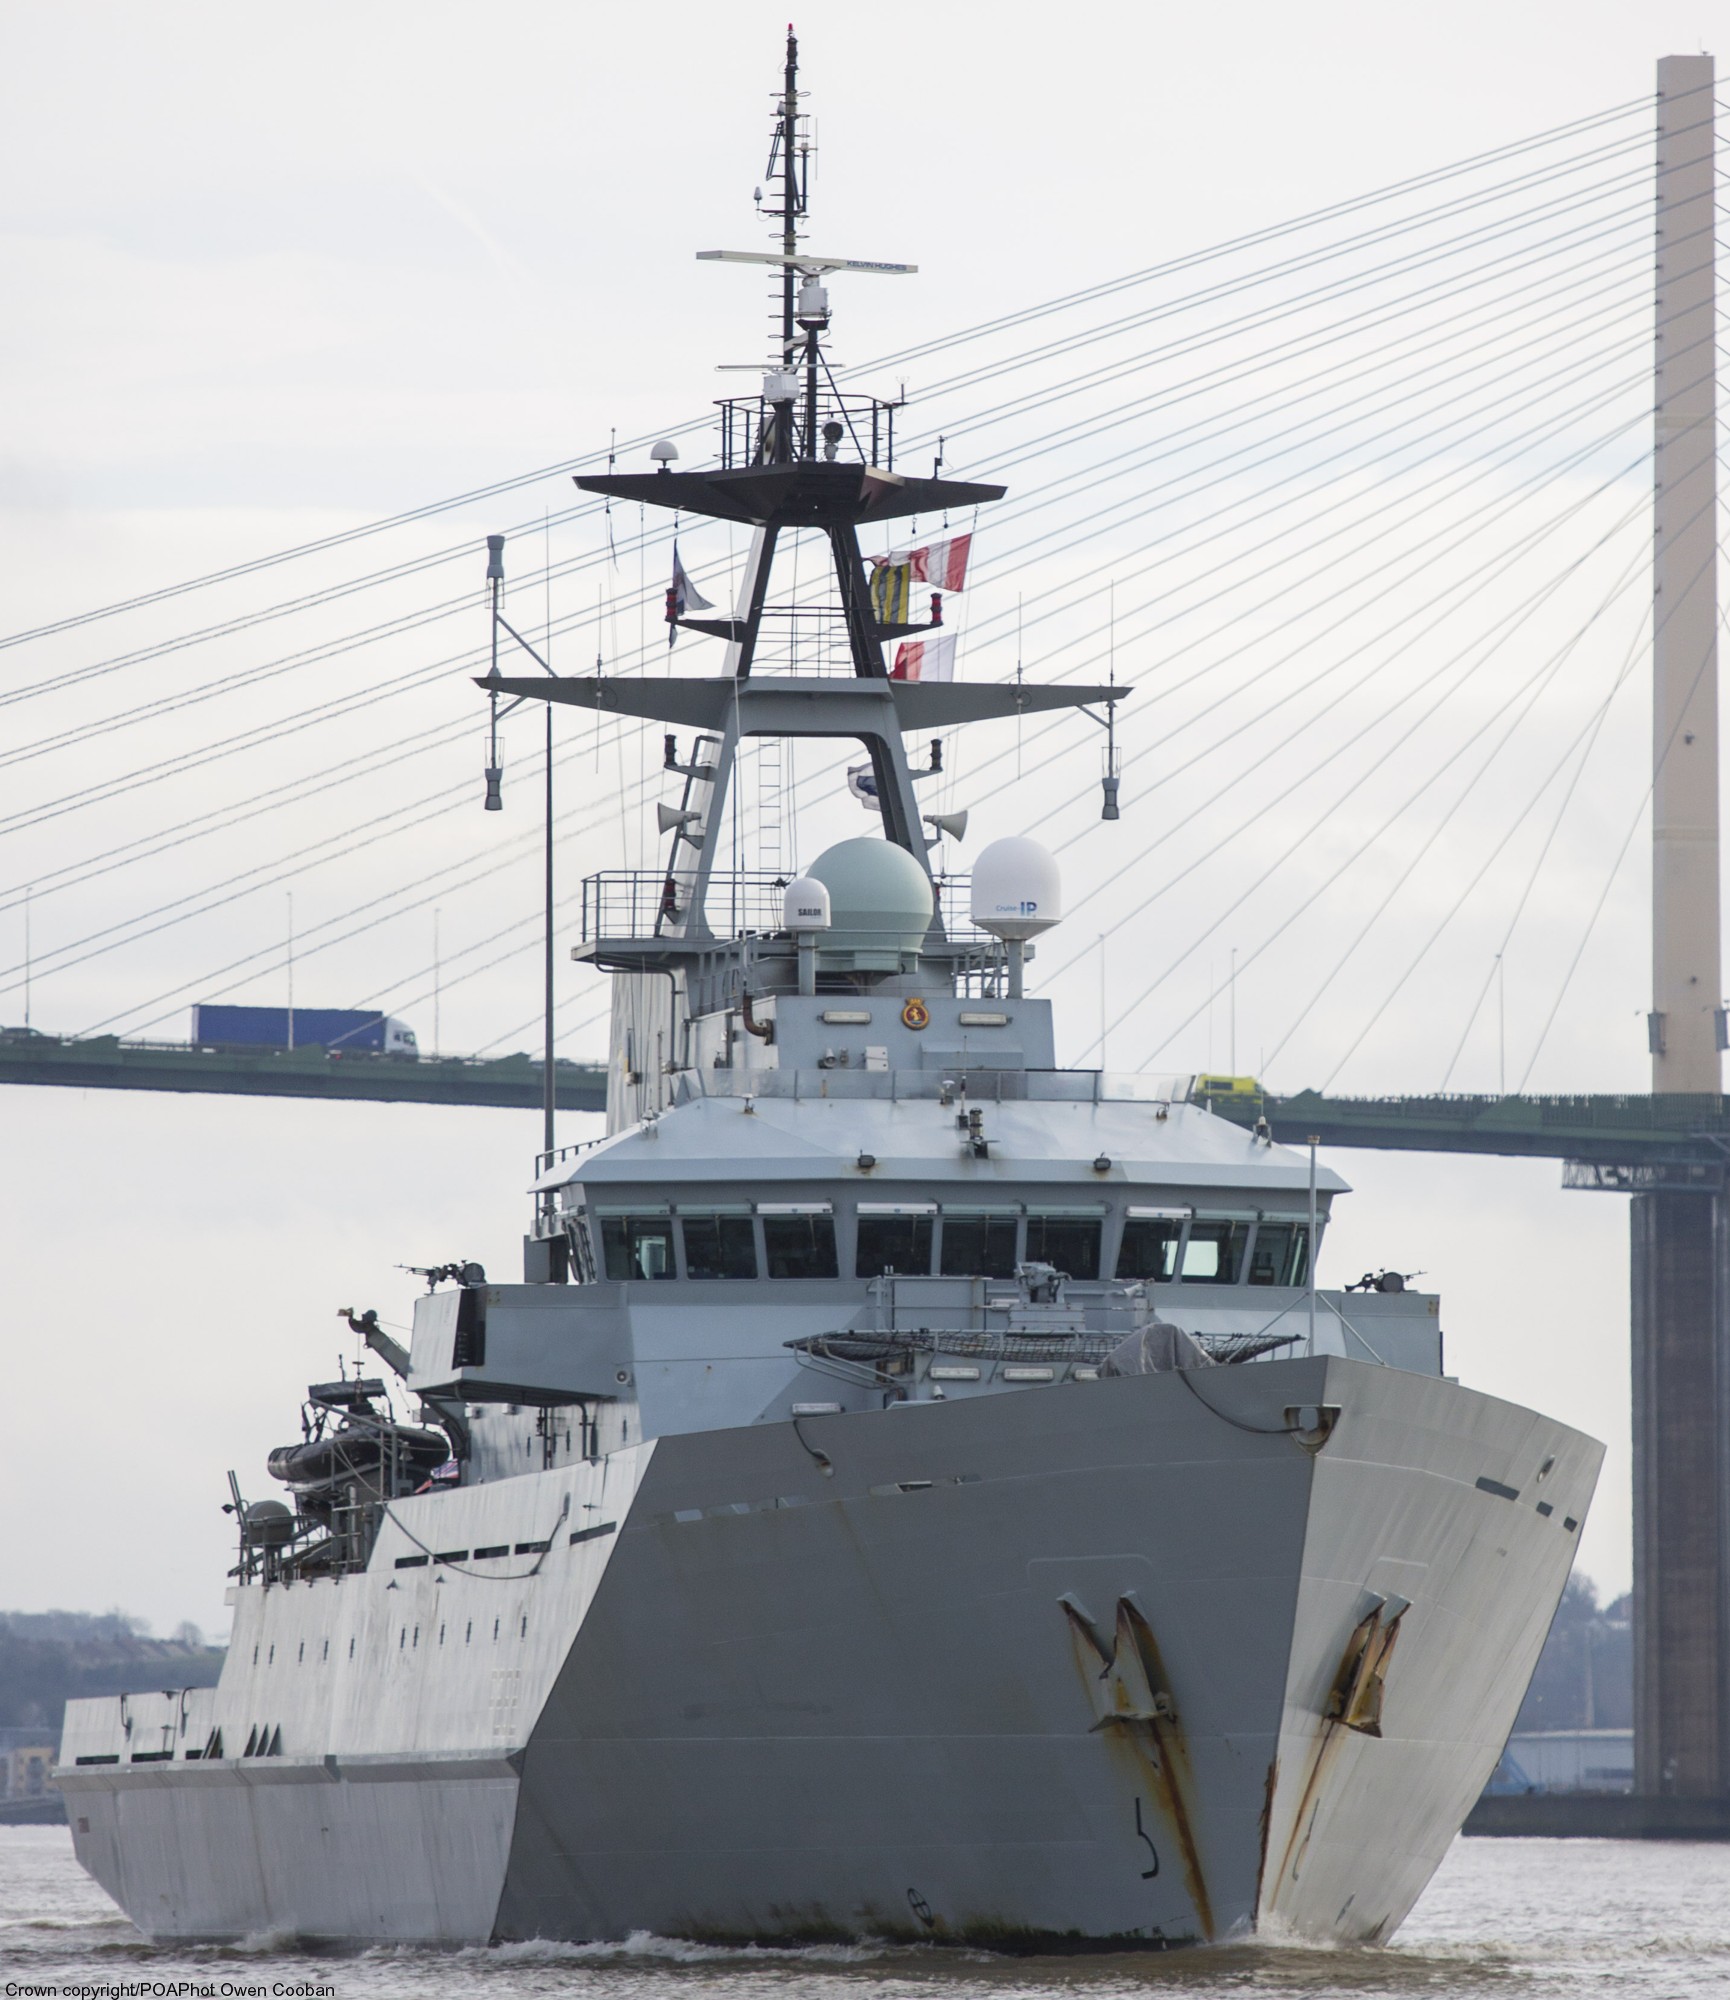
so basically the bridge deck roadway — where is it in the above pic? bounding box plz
[0,1036,607,1114]
[6,1051,1727,1168]
[1206,1089,1730,1177]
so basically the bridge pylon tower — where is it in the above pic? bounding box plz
[1633,51,1729,1802]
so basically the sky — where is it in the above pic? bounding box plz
[0,0,1719,1634]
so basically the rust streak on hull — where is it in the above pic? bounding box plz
[1112,1601,1215,1943]
[1271,1719,1341,1892]
[1270,1603,1398,1899]
[1058,1592,1216,1942]
[1254,1753,1280,1911]
[1116,1724,1214,1942]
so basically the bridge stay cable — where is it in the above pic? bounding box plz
[0,236,1648,876]
[1034,410,1661,971]
[0,150,1656,780]
[0,164,1658,768]
[1058,479,1657,1064]
[0,100,1680,1070]
[0,92,1656,657]
[40,342,1656,1000]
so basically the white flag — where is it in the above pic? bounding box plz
[666,546,713,647]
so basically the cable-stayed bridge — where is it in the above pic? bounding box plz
[0,73,1718,1140]
[1,78,1693,1104]
[6,58,1730,1822]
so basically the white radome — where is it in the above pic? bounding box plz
[970,835,1062,940]
[782,876,832,933]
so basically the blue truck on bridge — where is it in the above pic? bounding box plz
[190,1006,419,1058]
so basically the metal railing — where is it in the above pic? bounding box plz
[583,869,783,940]
[718,387,898,471]
[581,869,990,945]
[668,1068,1192,1106]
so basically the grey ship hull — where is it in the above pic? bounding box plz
[60,1355,1598,1947]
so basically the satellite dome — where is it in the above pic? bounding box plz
[806,838,934,959]
[241,1500,295,1549]
[971,837,1062,940]
[782,875,832,933]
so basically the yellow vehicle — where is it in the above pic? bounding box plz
[1192,1073,1264,1103]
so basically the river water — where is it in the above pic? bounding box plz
[4,1828,1729,1998]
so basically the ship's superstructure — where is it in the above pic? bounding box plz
[58,34,1600,1951]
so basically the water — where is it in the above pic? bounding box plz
[4,1828,1730,1997]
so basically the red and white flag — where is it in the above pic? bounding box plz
[886,531,971,593]
[891,633,957,682]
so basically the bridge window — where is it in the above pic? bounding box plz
[856,1204,935,1277]
[1247,1222,1309,1287]
[680,1209,759,1280]
[1181,1220,1251,1284]
[761,1205,838,1279]
[940,1207,1019,1279]
[1117,1209,1186,1282]
[597,1209,675,1281]
[1024,1208,1104,1279]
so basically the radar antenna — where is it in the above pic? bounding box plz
[697,26,915,468]
[769,25,806,372]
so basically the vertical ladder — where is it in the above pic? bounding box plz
[756,732,785,879]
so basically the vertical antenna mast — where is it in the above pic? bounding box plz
[777,26,803,366]
[755,24,804,861]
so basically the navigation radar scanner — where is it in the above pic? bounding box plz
[783,876,832,996]
[970,837,1061,997]
[807,838,935,975]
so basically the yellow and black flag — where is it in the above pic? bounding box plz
[869,560,915,625]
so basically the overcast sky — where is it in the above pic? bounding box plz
[0,0,1716,1634]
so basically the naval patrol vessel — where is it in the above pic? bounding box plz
[58,33,1600,1950]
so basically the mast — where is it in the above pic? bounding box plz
[481,34,1127,1128]
[777,27,801,369]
